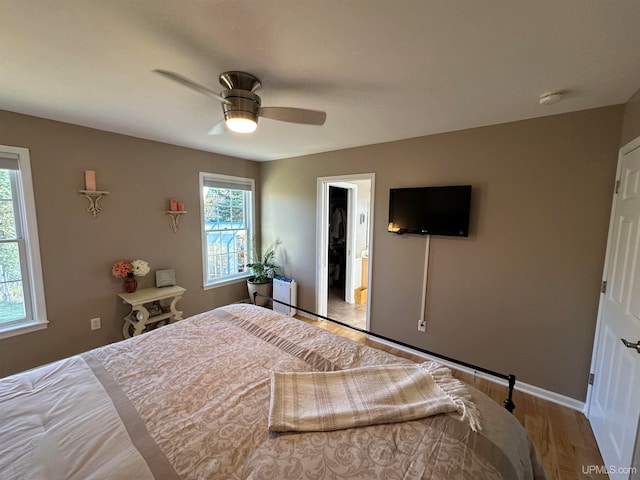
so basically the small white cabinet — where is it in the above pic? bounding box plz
[118,286,186,338]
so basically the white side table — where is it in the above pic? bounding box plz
[118,285,186,339]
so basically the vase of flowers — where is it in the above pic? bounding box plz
[112,259,150,293]
[124,273,137,293]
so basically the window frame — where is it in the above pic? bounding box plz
[0,145,48,339]
[199,172,255,289]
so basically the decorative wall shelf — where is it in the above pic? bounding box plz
[79,190,109,218]
[166,211,187,233]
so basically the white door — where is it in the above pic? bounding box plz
[588,140,640,479]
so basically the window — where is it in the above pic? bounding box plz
[0,145,47,339]
[200,173,254,288]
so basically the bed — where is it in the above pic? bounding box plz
[0,304,547,479]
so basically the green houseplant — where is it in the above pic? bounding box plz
[246,240,282,306]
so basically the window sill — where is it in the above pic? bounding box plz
[203,273,252,290]
[0,320,49,340]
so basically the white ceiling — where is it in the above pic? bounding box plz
[1,1,640,161]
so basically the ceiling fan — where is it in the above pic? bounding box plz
[154,69,327,134]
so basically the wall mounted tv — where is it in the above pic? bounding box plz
[388,185,472,237]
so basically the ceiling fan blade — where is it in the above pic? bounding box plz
[153,69,230,104]
[207,121,226,136]
[259,107,326,125]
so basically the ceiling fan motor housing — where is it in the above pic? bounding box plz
[219,71,261,92]
[221,89,261,125]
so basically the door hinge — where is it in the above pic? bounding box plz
[588,373,594,385]
[615,180,620,194]
[601,281,607,294]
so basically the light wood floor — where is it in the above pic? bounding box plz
[298,317,607,480]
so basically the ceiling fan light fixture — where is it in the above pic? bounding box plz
[226,116,258,133]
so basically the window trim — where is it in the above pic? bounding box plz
[0,145,48,339]
[199,172,255,290]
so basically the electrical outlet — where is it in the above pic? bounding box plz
[90,317,101,330]
[417,319,426,332]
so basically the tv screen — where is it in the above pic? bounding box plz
[388,185,471,237]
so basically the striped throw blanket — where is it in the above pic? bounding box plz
[269,362,481,433]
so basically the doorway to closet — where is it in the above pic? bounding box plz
[316,174,374,331]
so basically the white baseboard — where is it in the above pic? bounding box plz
[296,311,317,321]
[370,336,586,413]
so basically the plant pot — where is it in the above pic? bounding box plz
[247,277,272,307]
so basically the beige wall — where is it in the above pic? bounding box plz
[621,87,640,147]
[1,101,632,399]
[261,106,624,401]
[353,179,371,260]
[0,110,259,376]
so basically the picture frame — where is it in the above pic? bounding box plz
[156,269,176,288]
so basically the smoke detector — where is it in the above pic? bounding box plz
[539,91,563,106]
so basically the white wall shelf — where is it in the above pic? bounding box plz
[166,211,186,233]
[79,190,109,218]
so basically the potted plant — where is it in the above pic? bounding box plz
[246,240,281,306]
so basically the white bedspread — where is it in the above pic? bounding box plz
[0,356,155,479]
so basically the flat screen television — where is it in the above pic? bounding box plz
[388,185,471,237]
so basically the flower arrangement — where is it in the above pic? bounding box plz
[131,259,151,277]
[112,259,150,278]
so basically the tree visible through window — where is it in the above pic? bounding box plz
[0,145,47,338]
[201,173,254,286]
[0,169,26,323]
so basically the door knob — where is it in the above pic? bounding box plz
[621,338,640,354]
